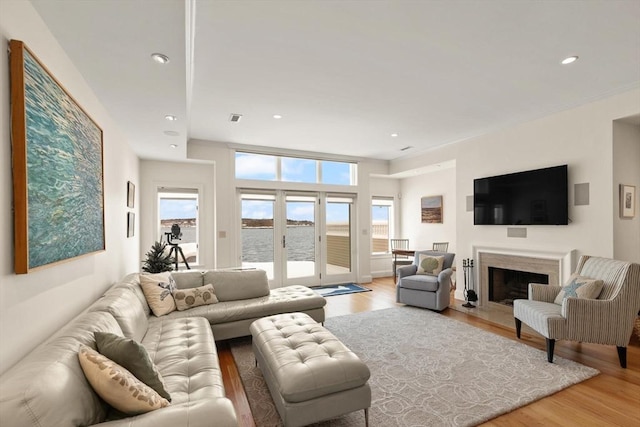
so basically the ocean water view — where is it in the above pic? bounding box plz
[242,226,315,262]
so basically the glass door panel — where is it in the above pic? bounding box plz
[285,195,317,282]
[241,194,275,279]
[324,195,354,283]
[158,189,199,267]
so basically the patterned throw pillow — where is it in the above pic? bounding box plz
[95,332,171,401]
[553,274,604,305]
[139,272,177,316]
[173,284,219,311]
[78,345,170,415]
[417,254,445,276]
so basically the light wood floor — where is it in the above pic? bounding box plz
[217,277,640,426]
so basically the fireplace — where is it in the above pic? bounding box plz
[473,246,574,310]
[488,267,549,306]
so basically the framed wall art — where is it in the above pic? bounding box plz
[127,181,135,208]
[620,184,636,219]
[10,40,105,273]
[127,212,135,238]
[421,195,443,223]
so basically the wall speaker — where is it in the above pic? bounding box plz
[574,183,590,206]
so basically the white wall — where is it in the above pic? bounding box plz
[400,165,457,252]
[613,119,640,262]
[0,1,140,374]
[391,89,640,296]
[139,160,216,269]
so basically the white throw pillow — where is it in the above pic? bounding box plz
[173,284,219,311]
[78,344,170,415]
[417,254,445,276]
[139,272,177,316]
[553,273,604,305]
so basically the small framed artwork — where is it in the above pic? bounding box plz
[127,212,135,238]
[127,181,135,208]
[620,184,636,219]
[421,195,443,223]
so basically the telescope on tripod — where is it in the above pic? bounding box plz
[165,223,191,270]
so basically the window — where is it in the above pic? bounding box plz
[235,152,276,180]
[320,161,354,185]
[281,157,317,183]
[235,152,356,185]
[372,197,393,254]
[158,188,199,266]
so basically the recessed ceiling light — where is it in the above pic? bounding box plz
[561,55,578,65]
[273,114,283,119]
[169,144,178,148]
[391,133,399,137]
[151,53,170,64]
[164,114,177,121]
[400,146,413,151]
[163,130,179,136]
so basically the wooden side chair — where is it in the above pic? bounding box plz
[391,239,412,277]
[432,242,449,252]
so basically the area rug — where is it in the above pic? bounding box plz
[310,283,371,297]
[230,306,599,427]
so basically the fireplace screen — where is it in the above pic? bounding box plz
[489,267,549,306]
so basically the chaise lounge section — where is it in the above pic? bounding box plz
[0,269,326,426]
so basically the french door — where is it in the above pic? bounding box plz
[240,190,355,287]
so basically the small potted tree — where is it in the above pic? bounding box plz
[142,241,175,273]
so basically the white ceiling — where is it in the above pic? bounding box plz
[31,0,640,162]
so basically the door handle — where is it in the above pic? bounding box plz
[282,235,286,248]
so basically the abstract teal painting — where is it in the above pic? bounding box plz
[10,40,105,273]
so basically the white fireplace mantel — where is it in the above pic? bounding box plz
[470,246,576,307]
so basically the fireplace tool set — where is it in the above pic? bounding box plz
[462,258,478,308]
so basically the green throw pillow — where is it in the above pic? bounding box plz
[553,274,604,305]
[95,332,171,401]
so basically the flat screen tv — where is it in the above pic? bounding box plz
[474,165,568,225]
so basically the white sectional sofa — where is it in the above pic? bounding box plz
[0,269,326,427]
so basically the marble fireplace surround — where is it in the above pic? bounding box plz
[472,246,576,308]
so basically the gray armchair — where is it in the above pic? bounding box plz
[396,250,455,311]
[514,255,640,368]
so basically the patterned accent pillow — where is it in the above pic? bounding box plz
[417,254,445,276]
[553,274,604,305]
[95,332,171,401]
[173,284,219,311]
[78,345,170,415]
[139,272,177,316]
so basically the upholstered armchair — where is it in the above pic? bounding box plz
[396,250,455,311]
[513,256,640,368]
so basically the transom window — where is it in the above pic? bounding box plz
[235,152,357,185]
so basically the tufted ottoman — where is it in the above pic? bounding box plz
[250,313,371,427]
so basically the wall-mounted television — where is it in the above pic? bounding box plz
[474,165,568,225]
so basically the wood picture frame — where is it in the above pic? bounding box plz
[127,181,135,208]
[421,195,443,223]
[620,184,636,219]
[10,40,105,273]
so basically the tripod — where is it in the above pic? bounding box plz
[167,243,191,271]
[165,231,191,270]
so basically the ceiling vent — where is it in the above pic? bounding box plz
[229,113,243,123]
